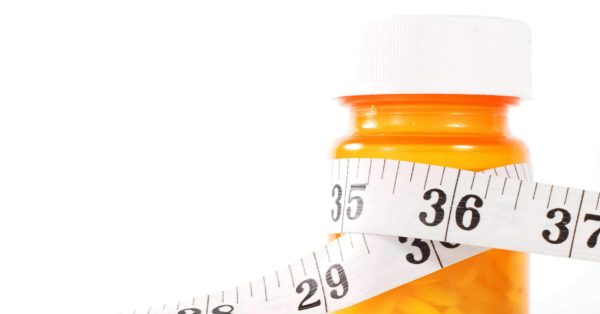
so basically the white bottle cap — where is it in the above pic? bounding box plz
[341,15,531,99]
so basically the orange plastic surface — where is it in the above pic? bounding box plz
[332,94,529,314]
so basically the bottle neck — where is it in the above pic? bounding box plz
[340,94,519,136]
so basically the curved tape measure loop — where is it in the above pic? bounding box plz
[131,158,600,314]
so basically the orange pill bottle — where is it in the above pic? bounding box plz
[332,16,532,314]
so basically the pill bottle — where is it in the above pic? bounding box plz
[332,16,531,314]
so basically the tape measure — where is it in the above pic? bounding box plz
[130,158,600,314]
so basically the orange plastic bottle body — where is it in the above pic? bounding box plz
[332,95,529,314]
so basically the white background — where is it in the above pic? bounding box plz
[1,1,599,313]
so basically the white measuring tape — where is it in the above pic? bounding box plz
[130,158,600,314]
